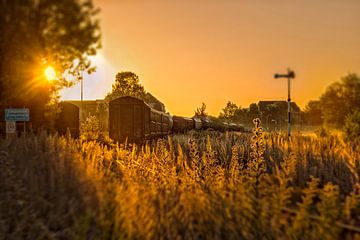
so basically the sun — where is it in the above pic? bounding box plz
[44,66,56,81]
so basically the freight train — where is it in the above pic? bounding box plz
[55,102,80,138]
[108,96,244,142]
[56,96,245,142]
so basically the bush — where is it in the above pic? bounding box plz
[344,109,360,143]
[315,126,329,138]
[1,129,360,239]
[80,115,113,146]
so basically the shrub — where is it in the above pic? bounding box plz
[80,115,113,146]
[344,109,360,143]
[1,129,360,238]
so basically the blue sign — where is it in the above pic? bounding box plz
[5,109,30,121]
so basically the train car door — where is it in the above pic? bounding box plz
[110,105,120,140]
[119,103,143,141]
[119,104,133,140]
[133,104,143,139]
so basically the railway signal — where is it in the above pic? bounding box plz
[274,69,295,137]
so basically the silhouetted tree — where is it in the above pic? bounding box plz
[249,103,260,115]
[320,73,360,126]
[194,103,207,117]
[0,0,101,127]
[218,101,262,124]
[263,103,283,127]
[105,72,146,101]
[219,101,239,121]
[303,100,323,125]
[344,109,360,143]
[247,103,260,122]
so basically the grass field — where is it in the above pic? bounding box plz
[0,123,360,239]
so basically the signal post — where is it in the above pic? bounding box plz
[274,69,295,137]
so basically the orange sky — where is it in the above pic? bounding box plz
[60,0,360,116]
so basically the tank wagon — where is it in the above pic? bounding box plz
[55,102,80,138]
[109,96,172,142]
[108,96,245,142]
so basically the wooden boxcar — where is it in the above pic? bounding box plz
[193,117,203,130]
[228,123,245,132]
[109,96,171,142]
[55,102,80,138]
[172,116,194,132]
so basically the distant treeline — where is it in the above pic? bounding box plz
[216,73,360,129]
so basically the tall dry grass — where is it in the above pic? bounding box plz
[0,123,360,239]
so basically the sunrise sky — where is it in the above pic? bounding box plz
[60,0,360,116]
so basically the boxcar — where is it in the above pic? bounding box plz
[109,96,171,142]
[193,117,203,130]
[199,117,212,129]
[172,116,194,132]
[55,102,79,138]
[228,123,238,131]
[229,123,245,132]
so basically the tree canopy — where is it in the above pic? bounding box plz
[303,100,323,125]
[219,101,240,121]
[0,0,101,126]
[320,73,360,126]
[344,109,360,143]
[105,71,146,101]
[194,103,208,117]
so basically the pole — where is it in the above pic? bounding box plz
[81,71,83,122]
[23,106,26,137]
[274,69,295,137]
[287,77,291,137]
[81,72,83,103]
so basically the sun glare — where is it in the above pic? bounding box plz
[44,66,56,81]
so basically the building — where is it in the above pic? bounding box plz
[258,100,301,130]
[63,93,166,132]
[258,101,300,113]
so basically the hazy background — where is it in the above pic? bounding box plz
[60,0,360,116]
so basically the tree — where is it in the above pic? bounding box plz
[249,103,260,115]
[105,72,146,101]
[344,110,360,143]
[218,101,262,124]
[247,103,260,123]
[320,73,360,126]
[263,103,283,120]
[264,103,282,127]
[303,100,323,125]
[219,101,239,121]
[0,0,101,127]
[80,115,102,141]
[194,102,207,117]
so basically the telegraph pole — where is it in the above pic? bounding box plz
[81,71,84,103]
[81,71,84,122]
[274,69,295,137]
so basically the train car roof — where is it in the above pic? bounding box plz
[59,101,79,108]
[109,96,170,116]
[109,96,155,109]
[109,95,146,104]
[172,115,193,121]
